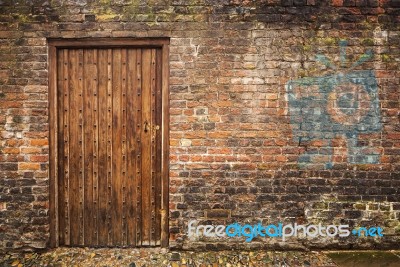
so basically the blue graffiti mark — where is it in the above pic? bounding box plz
[286,41,382,168]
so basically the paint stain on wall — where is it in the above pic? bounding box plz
[286,40,382,169]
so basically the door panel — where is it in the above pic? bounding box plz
[56,47,162,247]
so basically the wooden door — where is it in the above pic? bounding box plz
[49,40,169,247]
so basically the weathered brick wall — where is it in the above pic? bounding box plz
[0,0,399,251]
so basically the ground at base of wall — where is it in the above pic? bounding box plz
[0,248,399,267]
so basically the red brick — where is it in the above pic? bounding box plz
[21,147,42,154]
[2,148,20,154]
[5,139,25,147]
[29,155,48,162]
[207,148,232,154]
[186,163,210,170]
[190,155,202,161]
[207,131,232,138]
[29,139,48,146]
[19,162,40,170]
[387,133,400,140]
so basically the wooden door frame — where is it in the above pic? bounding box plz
[48,38,170,248]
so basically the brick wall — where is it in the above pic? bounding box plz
[0,0,399,251]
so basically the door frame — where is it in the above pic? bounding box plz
[48,38,170,247]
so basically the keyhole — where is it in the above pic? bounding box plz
[144,121,150,133]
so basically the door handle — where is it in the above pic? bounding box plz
[144,120,150,133]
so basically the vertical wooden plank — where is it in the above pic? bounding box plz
[78,49,84,246]
[56,49,64,246]
[55,48,64,246]
[106,49,113,245]
[135,49,143,246]
[48,44,58,247]
[121,49,128,246]
[92,49,99,246]
[83,49,96,245]
[154,48,163,245]
[111,48,123,245]
[97,49,109,245]
[161,43,170,247]
[141,49,152,246]
[62,49,70,246]
[126,49,138,246]
[68,49,81,246]
[150,49,157,246]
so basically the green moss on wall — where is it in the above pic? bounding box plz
[381,54,391,62]
[361,38,375,46]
